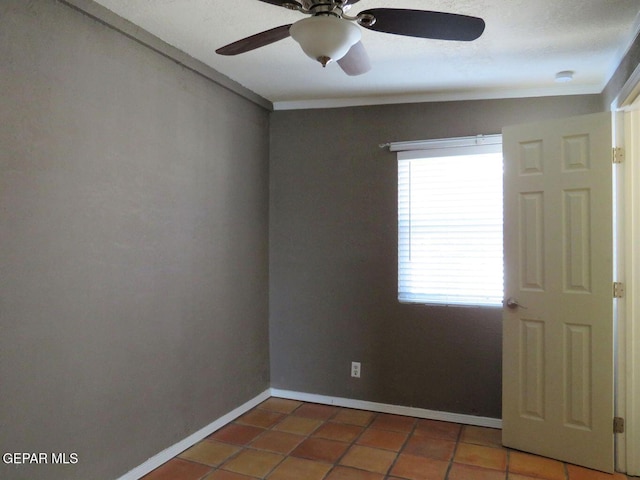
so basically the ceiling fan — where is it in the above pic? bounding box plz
[216,0,485,76]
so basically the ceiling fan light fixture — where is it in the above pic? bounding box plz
[290,15,361,67]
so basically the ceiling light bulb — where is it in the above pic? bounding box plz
[290,16,361,67]
[555,70,574,83]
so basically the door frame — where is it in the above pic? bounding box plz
[612,63,640,476]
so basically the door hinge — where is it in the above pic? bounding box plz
[613,282,625,299]
[613,147,625,164]
[614,417,625,434]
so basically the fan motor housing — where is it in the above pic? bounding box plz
[301,0,352,15]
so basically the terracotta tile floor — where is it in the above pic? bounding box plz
[142,398,634,480]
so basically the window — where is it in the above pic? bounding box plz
[396,136,503,306]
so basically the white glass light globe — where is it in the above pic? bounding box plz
[290,16,361,66]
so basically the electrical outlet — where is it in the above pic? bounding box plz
[351,361,361,378]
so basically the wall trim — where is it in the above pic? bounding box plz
[270,389,502,429]
[615,63,640,110]
[115,389,271,480]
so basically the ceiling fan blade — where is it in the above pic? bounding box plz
[338,41,371,76]
[359,9,485,41]
[256,0,302,8]
[216,24,292,56]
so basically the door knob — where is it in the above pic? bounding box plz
[505,297,527,309]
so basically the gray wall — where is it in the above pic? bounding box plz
[269,95,603,419]
[0,1,270,479]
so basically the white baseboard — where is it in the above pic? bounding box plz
[115,389,271,480]
[270,388,502,429]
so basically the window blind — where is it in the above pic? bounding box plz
[397,141,503,307]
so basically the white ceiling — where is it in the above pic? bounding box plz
[90,0,640,110]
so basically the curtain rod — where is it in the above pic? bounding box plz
[379,134,502,152]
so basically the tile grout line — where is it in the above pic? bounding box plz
[382,414,419,478]
[295,402,348,480]
[259,400,314,479]
[163,456,216,479]
[212,399,298,478]
[258,399,379,479]
[443,422,465,480]
[319,408,368,480]
[325,407,377,478]
[216,420,272,478]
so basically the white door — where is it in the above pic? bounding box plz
[502,112,614,472]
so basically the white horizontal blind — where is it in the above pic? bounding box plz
[398,141,503,306]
